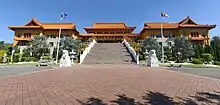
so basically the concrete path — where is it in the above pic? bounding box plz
[170,67,220,79]
[0,64,220,105]
[0,66,52,77]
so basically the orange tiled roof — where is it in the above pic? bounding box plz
[144,22,179,29]
[84,23,136,29]
[41,23,75,29]
[80,33,138,37]
[93,23,126,28]
[9,18,76,30]
[8,26,41,29]
[143,17,216,30]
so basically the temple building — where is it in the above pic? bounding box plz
[140,16,216,45]
[9,16,216,51]
[81,23,138,43]
[8,18,79,54]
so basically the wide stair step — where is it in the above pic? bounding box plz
[83,43,135,64]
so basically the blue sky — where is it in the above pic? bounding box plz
[0,0,219,43]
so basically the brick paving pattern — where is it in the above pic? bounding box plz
[0,64,219,105]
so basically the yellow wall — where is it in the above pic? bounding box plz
[43,30,78,37]
[13,29,79,46]
[140,28,210,45]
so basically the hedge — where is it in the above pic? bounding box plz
[213,61,220,65]
[192,58,203,64]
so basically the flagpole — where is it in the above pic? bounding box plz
[161,24,165,64]
[55,28,62,65]
[10,48,15,64]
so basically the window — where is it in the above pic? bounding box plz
[17,33,21,37]
[18,41,28,46]
[51,35,57,38]
[49,42,54,47]
[164,34,169,38]
[150,34,155,38]
[167,42,172,46]
[66,34,70,37]
[24,33,31,38]
[36,32,40,35]
[191,32,199,37]
[156,34,162,38]
[60,34,64,38]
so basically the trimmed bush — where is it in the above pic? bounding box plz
[192,58,203,64]
[21,57,37,62]
[213,61,220,65]
[42,56,52,60]
[202,53,214,63]
[28,57,37,62]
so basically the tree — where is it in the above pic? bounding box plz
[56,37,82,61]
[0,50,6,62]
[0,41,4,50]
[211,36,220,61]
[141,37,161,59]
[173,37,194,62]
[164,46,173,61]
[193,44,204,58]
[204,45,214,57]
[60,37,81,53]
[28,36,49,60]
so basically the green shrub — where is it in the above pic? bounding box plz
[202,53,214,63]
[13,53,21,62]
[21,56,37,62]
[192,58,203,64]
[21,57,27,62]
[139,54,145,60]
[42,56,52,60]
[213,61,220,65]
[28,57,37,62]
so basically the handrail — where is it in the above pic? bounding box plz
[122,39,138,64]
[79,39,97,64]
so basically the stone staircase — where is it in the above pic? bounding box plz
[83,43,135,64]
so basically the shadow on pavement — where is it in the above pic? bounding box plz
[76,90,220,105]
[76,97,107,105]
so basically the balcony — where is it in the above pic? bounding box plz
[14,36,32,41]
[189,36,209,41]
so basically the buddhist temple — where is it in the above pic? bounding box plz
[81,23,138,43]
[9,18,79,47]
[9,16,216,48]
[140,16,216,45]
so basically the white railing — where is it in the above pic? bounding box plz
[122,39,139,64]
[79,39,97,64]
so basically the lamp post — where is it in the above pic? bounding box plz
[70,49,76,65]
[161,24,165,64]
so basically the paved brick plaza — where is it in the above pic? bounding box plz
[0,64,220,105]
